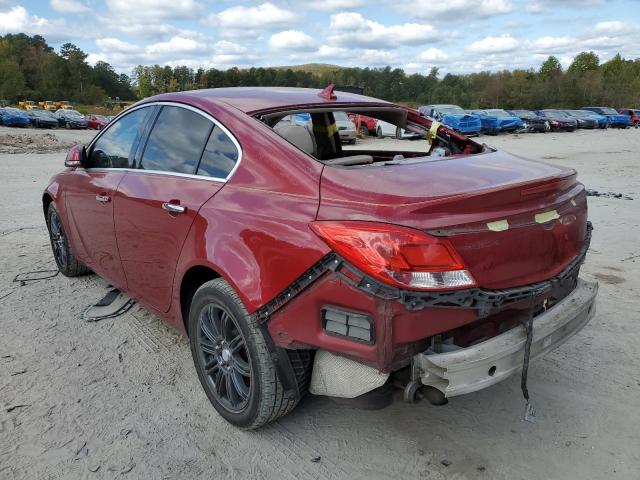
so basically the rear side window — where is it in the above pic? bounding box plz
[139,106,212,174]
[88,107,151,168]
[197,126,239,179]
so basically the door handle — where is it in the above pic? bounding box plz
[162,202,186,214]
[95,194,111,203]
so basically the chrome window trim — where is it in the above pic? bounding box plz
[85,101,243,182]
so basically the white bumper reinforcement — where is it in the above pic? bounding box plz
[413,278,598,397]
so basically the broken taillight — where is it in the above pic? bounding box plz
[309,221,476,291]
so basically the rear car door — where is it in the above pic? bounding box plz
[114,103,240,312]
[64,106,154,288]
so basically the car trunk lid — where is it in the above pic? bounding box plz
[318,150,588,289]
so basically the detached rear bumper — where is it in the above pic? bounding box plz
[413,278,597,397]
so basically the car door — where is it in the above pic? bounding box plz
[114,103,240,312]
[63,106,154,289]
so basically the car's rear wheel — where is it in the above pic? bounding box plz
[359,125,368,137]
[189,278,306,429]
[46,203,90,277]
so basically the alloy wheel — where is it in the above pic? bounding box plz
[197,303,252,413]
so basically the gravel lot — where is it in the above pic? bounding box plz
[1,125,639,479]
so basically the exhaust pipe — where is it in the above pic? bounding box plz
[403,381,448,405]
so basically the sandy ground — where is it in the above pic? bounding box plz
[1,125,639,479]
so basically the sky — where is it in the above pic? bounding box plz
[1,0,639,77]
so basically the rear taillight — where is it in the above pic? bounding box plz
[310,221,475,291]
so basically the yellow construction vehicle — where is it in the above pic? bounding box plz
[39,101,58,111]
[55,101,73,110]
[18,100,37,110]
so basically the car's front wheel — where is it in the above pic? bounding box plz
[46,203,90,277]
[189,278,305,429]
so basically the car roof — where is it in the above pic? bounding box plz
[146,87,391,115]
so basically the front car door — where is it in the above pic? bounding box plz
[64,106,154,289]
[114,103,241,312]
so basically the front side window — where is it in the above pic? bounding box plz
[197,126,239,179]
[88,107,151,168]
[139,106,212,174]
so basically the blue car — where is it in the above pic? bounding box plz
[481,109,525,132]
[0,107,31,127]
[581,107,630,128]
[418,104,481,136]
[467,110,501,135]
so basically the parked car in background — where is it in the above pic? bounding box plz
[347,113,377,136]
[26,108,60,128]
[562,110,598,129]
[535,110,577,131]
[617,108,640,127]
[467,110,500,135]
[0,107,31,127]
[55,109,87,129]
[333,111,357,144]
[87,114,111,130]
[43,86,597,429]
[581,107,630,128]
[418,105,481,136]
[480,109,524,133]
[564,110,608,129]
[508,110,550,133]
[375,119,422,139]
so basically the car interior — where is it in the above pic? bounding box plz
[260,106,485,168]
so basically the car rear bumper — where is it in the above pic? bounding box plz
[412,278,597,397]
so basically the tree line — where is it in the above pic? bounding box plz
[0,33,135,104]
[2,34,639,110]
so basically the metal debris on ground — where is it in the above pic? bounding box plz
[13,269,59,285]
[81,288,135,322]
[585,189,633,200]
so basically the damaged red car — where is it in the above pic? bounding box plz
[43,86,597,429]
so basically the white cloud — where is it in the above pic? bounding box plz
[0,5,67,38]
[50,0,88,13]
[402,0,512,20]
[269,30,315,51]
[309,0,366,11]
[96,37,140,53]
[594,21,637,35]
[328,12,438,48]
[106,0,203,20]
[417,47,449,62]
[528,0,607,13]
[147,35,208,55]
[210,2,297,30]
[527,36,575,53]
[361,49,394,64]
[467,34,519,53]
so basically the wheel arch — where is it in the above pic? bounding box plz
[179,264,222,336]
[42,192,54,218]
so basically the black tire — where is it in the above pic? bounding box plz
[395,127,402,139]
[359,125,368,137]
[46,202,90,277]
[188,278,305,429]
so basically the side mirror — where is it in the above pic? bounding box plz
[65,144,87,168]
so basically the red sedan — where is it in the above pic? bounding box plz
[44,86,597,428]
[618,108,640,127]
[86,114,111,130]
[347,112,377,136]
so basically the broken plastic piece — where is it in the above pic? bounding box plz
[318,84,337,100]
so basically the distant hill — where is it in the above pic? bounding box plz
[274,63,344,76]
